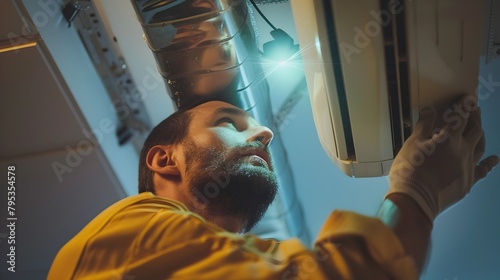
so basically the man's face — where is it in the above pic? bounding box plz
[181,101,278,232]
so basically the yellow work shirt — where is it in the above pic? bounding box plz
[48,192,417,279]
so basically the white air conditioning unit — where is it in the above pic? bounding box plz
[290,0,487,177]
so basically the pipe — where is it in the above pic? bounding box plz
[130,0,310,243]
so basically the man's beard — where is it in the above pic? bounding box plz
[183,140,278,232]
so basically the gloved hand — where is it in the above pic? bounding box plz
[386,95,499,222]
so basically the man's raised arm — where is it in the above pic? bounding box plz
[378,95,499,274]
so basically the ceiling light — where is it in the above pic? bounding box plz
[249,0,300,63]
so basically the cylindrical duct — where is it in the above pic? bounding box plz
[131,0,268,110]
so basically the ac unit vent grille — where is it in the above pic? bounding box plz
[380,0,412,156]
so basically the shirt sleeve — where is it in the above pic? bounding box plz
[49,195,418,280]
[312,210,418,280]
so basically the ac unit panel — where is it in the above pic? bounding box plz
[291,0,484,177]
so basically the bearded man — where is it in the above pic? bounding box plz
[48,97,498,279]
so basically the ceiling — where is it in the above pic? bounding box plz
[1,0,499,279]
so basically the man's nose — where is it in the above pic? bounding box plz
[247,125,274,147]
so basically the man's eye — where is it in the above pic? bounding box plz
[216,117,236,127]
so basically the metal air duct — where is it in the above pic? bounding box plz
[130,0,309,243]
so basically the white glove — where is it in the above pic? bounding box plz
[386,95,499,222]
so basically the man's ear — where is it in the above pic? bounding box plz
[146,145,181,176]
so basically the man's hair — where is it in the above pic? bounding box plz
[138,108,193,193]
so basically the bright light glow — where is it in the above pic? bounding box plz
[257,46,305,85]
[278,60,288,67]
[258,56,304,91]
